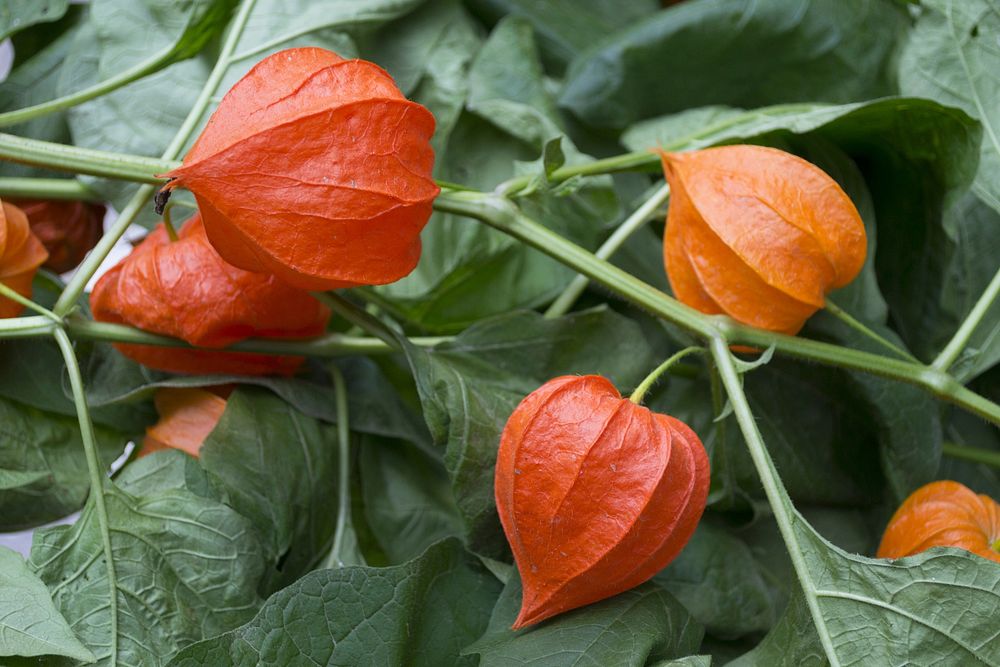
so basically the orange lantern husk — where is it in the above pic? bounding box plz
[141,387,228,458]
[10,199,105,273]
[0,200,49,318]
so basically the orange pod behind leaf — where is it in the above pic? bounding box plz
[495,375,710,628]
[0,201,49,318]
[9,199,105,273]
[90,214,330,375]
[878,480,1000,563]
[160,47,440,290]
[141,387,227,458]
[660,145,866,334]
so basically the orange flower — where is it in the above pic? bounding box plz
[0,200,49,318]
[159,47,439,290]
[495,375,710,628]
[90,214,330,375]
[877,480,1000,564]
[10,199,105,273]
[141,387,227,458]
[660,145,866,334]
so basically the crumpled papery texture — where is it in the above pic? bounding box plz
[495,375,710,628]
[160,47,440,290]
[90,214,330,375]
[878,480,1000,564]
[141,387,228,458]
[661,145,867,334]
[10,198,105,273]
[0,200,49,318]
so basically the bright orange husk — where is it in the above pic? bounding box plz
[160,47,440,290]
[495,375,710,628]
[0,200,49,318]
[141,387,227,458]
[90,214,330,375]
[661,145,867,334]
[10,199,105,273]
[877,480,1000,564]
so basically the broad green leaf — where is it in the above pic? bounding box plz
[466,573,703,666]
[0,546,94,662]
[0,0,69,41]
[401,308,659,556]
[560,0,907,130]
[0,396,128,531]
[30,458,267,667]
[727,589,825,667]
[167,538,502,667]
[899,0,1000,212]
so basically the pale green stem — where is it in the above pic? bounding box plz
[941,441,1000,469]
[313,292,402,350]
[323,364,352,569]
[824,298,919,363]
[0,133,175,182]
[933,265,1000,371]
[53,327,119,664]
[0,315,56,337]
[710,336,839,664]
[0,178,101,201]
[546,182,670,318]
[629,346,703,404]
[161,205,179,242]
[0,282,60,321]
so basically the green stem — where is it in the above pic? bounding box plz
[546,182,670,318]
[162,205,180,242]
[0,178,102,201]
[710,336,838,663]
[0,133,175,183]
[0,52,173,128]
[53,327,119,665]
[0,315,56,337]
[629,346,703,404]
[313,292,403,350]
[504,150,656,195]
[323,364,352,569]
[941,441,1000,469]
[933,265,1000,372]
[824,298,919,362]
[0,283,60,322]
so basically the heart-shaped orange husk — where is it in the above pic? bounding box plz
[878,480,1000,564]
[160,47,440,290]
[0,200,49,318]
[661,144,866,335]
[495,375,710,628]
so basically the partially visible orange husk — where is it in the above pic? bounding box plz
[660,145,867,334]
[141,387,228,458]
[90,214,330,376]
[0,201,49,318]
[160,47,440,291]
[877,480,1000,564]
[9,198,105,273]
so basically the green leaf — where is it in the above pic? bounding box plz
[0,396,128,530]
[898,0,1000,212]
[167,538,502,667]
[401,308,659,556]
[0,0,69,41]
[560,0,908,130]
[30,458,267,667]
[466,573,703,666]
[0,546,94,662]
[727,589,825,667]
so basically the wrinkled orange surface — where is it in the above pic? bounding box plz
[162,47,440,290]
[878,480,1000,563]
[495,375,710,628]
[10,199,105,273]
[90,214,330,375]
[0,201,49,318]
[141,387,227,458]
[661,145,866,334]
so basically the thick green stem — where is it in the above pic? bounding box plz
[710,337,838,663]
[629,346,703,404]
[933,265,1000,372]
[546,182,670,318]
[942,441,1000,469]
[0,315,56,337]
[824,298,919,363]
[0,133,175,183]
[53,327,119,664]
[0,178,102,201]
[323,364,352,569]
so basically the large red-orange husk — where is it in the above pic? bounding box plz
[0,200,49,318]
[141,387,228,458]
[877,480,1000,564]
[160,47,440,290]
[9,198,105,273]
[495,375,710,628]
[661,145,867,334]
[90,214,330,375]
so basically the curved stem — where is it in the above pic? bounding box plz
[53,327,119,665]
[941,441,1000,469]
[503,150,656,195]
[313,292,403,350]
[0,51,171,128]
[546,182,670,318]
[323,364,352,569]
[0,178,102,201]
[824,298,919,363]
[933,264,1000,372]
[629,346,703,404]
[0,282,60,322]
